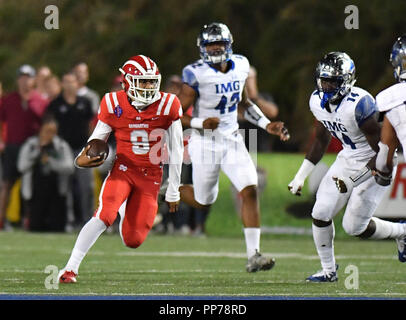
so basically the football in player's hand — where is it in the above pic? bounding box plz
[86,139,109,160]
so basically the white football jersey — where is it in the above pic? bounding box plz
[182,54,250,136]
[309,86,377,162]
[376,82,406,149]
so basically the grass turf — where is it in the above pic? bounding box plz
[203,152,340,237]
[0,231,405,298]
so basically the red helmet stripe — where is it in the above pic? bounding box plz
[139,55,152,70]
[124,60,147,74]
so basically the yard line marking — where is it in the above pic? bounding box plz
[114,251,395,260]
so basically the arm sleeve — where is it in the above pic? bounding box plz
[165,119,184,202]
[355,95,377,127]
[182,67,199,92]
[87,120,113,142]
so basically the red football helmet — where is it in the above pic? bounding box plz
[119,55,161,104]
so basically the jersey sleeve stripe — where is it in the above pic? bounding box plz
[156,93,168,115]
[163,94,176,115]
[105,93,114,114]
[111,92,119,107]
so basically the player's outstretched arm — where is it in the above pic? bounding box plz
[240,85,289,141]
[288,121,330,196]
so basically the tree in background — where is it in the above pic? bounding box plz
[0,0,405,151]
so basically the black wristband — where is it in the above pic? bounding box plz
[374,171,392,186]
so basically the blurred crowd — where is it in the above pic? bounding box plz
[0,62,103,232]
[0,62,283,236]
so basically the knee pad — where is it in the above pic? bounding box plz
[342,215,368,236]
[311,208,334,223]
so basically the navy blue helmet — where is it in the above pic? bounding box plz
[390,35,406,82]
[315,52,356,108]
[197,22,233,65]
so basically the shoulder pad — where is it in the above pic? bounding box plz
[376,83,406,112]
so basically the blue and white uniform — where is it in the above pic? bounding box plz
[376,82,406,150]
[182,54,257,205]
[310,87,392,235]
[310,87,377,162]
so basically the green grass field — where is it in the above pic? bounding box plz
[1,152,404,299]
[0,231,405,298]
[203,152,341,237]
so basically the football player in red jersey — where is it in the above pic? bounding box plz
[58,55,184,283]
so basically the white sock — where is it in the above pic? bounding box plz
[369,217,406,240]
[244,228,260,259]
[312,222,336,272]
[64,217,107,274]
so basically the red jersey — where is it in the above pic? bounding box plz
[98,90,182,167]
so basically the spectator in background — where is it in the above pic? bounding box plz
[35,66,52,100]
[73,62,100,115]
[45,72,94,229]
[17,116,74,232]
[164,75,183,95]
[43,74,62,101]
[110,75,123,92]
[0,64,49,230]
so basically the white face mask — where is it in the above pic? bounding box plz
[130,92,161,110]
[124,74,161,103]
